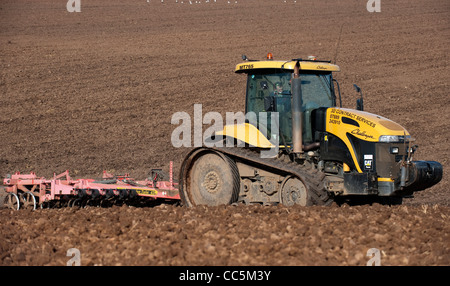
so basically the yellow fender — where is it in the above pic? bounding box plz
[215,123,275,148]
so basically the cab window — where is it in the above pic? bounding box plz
[245,70,334,144]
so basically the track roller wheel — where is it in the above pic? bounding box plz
[280,176,309,206]
[20,191,36,210]
[4,193,20,210]
[180,148,240,207]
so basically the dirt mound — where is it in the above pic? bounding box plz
[0,0,449,266]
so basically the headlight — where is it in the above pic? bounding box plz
[379,135,411,143]
[379,135,400,142]
[390,147,399,154]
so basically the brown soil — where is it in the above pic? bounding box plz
[1,203,449,266]
[0,0,449,266]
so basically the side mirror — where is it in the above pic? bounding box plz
[353,84,364,111]
[356,98,364,111]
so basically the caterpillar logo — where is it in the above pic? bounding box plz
[364,154,373,170]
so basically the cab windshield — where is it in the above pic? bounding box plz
[245,70,334,144]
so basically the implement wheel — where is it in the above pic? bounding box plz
[180,148,240,207]
[20,191,36,210]
[4,193,20,210]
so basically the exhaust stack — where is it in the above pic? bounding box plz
[291,61,303,154]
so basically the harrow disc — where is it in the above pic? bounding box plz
[70,198,83,208]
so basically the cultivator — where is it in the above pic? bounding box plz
[1,162,179,210]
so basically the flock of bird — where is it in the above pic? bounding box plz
[146,0,298,4]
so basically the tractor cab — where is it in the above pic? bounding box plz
[235,55,341,145]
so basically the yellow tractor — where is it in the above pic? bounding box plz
[179,54,442,206]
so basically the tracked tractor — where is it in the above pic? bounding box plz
[179,54,442,206]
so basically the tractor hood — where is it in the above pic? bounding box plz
[326,107,411,143]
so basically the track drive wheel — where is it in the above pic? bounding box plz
[180,148,240,207]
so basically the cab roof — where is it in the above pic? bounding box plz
[235,60,340,73]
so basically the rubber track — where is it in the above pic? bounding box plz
[210,147,334,206]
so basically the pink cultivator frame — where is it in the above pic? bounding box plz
[2,162,179,210]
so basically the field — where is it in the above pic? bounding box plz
[0,0,449,267]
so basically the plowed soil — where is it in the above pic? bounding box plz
[0,0,449,266]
